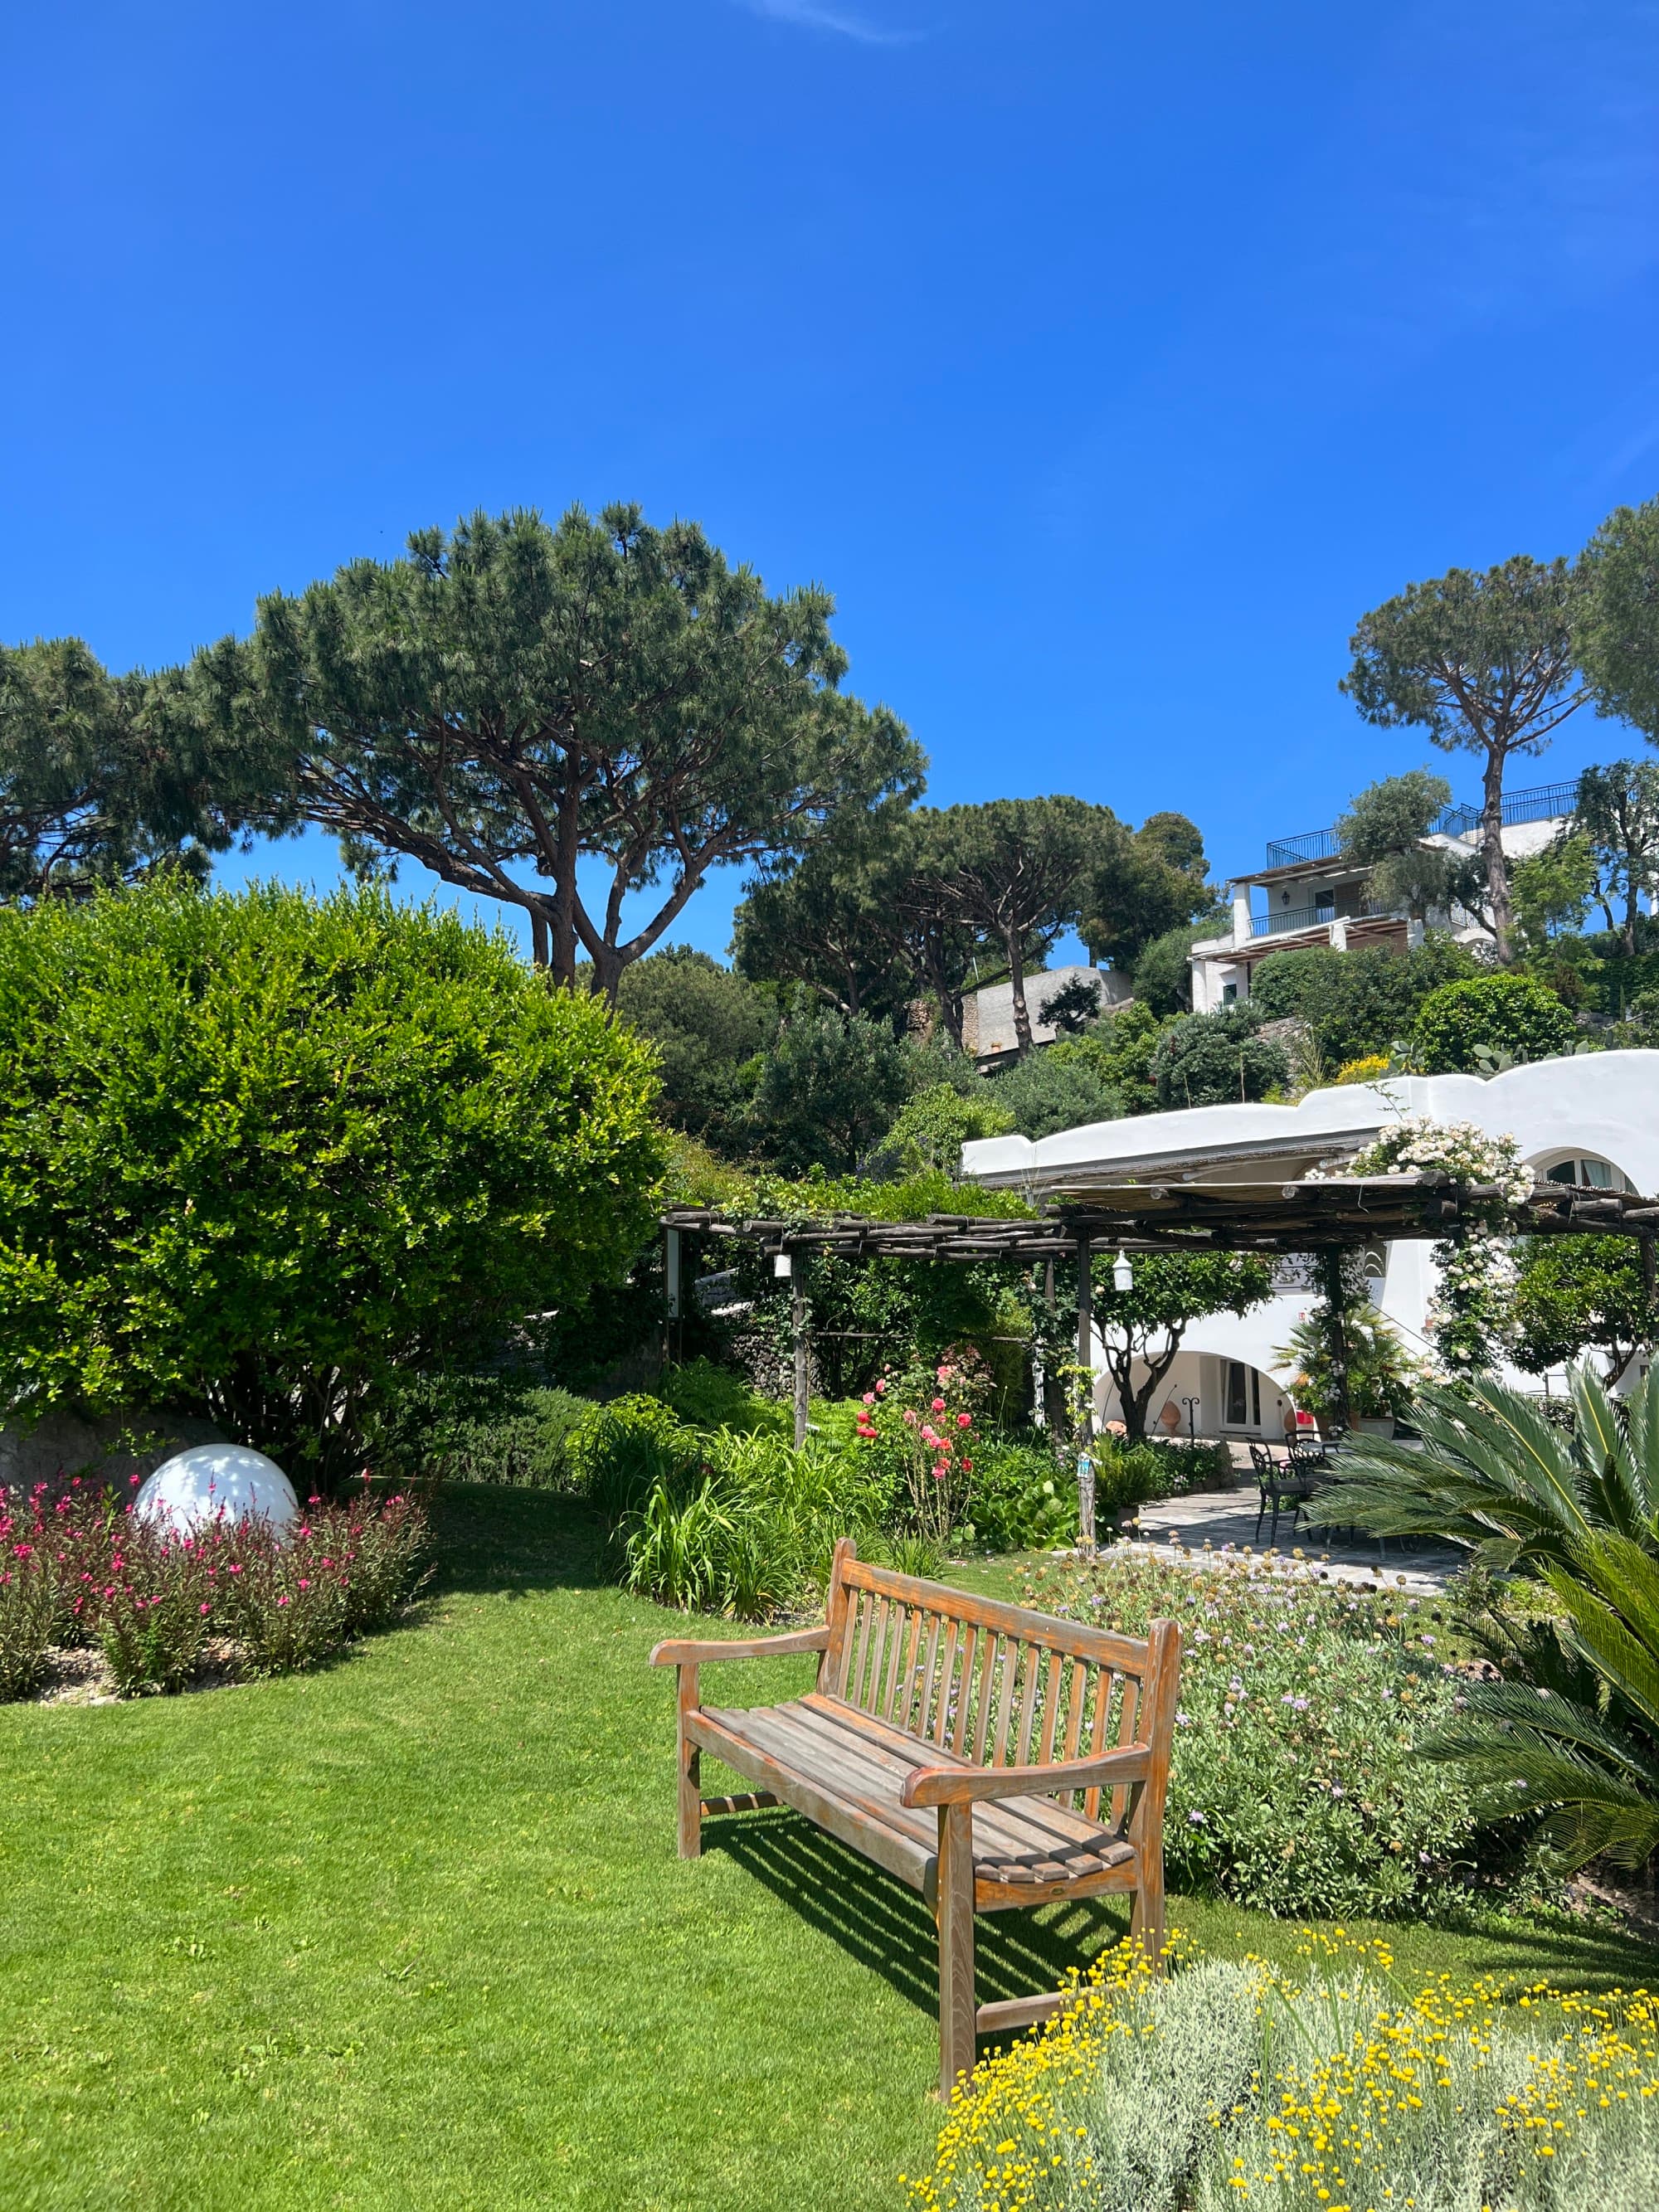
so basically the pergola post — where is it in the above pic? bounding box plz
[1075,1233,1096,1552]
[1317,1247,1355,1435]
[664,1224,682,1370]
[791,1255,809,1450]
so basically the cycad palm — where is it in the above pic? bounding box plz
[1323,1362,1659,1869]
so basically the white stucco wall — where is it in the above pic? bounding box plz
[964,1054,1659,1419]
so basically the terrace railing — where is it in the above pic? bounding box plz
[1262,780,1578,870]
[1248,898,1394,940]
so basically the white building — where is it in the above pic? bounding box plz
[961,963,1132,1068]
[1188,779,1575,1014]
[961,1053,1659,1443]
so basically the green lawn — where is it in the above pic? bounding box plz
[3,1487,1656,2211]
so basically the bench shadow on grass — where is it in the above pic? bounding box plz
[707,1806,1132,2033]
[707,1809,1659,2020]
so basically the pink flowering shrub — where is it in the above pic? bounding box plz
[855,1352,990,1544]
[0,1480,430,1698]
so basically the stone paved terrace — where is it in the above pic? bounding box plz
[1118,1485,1462,1596]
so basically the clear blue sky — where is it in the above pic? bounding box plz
[5,2,1657,963]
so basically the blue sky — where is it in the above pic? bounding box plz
[5,1,1658,964]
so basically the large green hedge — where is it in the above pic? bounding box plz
[0,882,666,1482]
[1410,971,1579,1072]
[1248,936,1478,1067]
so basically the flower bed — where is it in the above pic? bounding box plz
[0,1479,429,1699]
[1020,1549,1484,1918]
[907,1932,1659,2211]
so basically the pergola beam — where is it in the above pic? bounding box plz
[662,1174,1658,1264]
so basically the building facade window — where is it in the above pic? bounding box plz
[1225,1360,1262,1428]
[1540,1154,1634,1194]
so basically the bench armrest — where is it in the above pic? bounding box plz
[900,1744,1151,1810]
[649,1627,830,1666]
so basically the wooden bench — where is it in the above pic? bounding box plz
[650,1538,1181,2093]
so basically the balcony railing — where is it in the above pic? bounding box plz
[1429,780,1579,839]
[1262,827,1342,867]
[1248,899,1394,940]
[1262,780,1579,870]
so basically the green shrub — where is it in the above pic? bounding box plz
[1250,936,1478,1067]
[881,1532,946,1579]
[564,1394,699,1519]
[611,945,771,1155]
[962,1439,1076,1551]
[426,1384,595,1487]
[655,1359,789,1437]
[1093,1441,1172,1519]
[987,1052,1121,1140]
[617,1422,887,1618]
[744,998,912,1173]
[873,1082,1017,1174]
[1023,1547,1481,1918]
[1151,1005,1288,1110]
[1411,971,1579,1072]
[0,882,666,1488]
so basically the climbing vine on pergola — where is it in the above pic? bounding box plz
[662,1166,1659,1540]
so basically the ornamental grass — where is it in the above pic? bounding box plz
[907,1932,1659,2212]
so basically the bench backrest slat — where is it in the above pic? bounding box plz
[818,1540,1173,1817]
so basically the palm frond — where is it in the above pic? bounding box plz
[1423,1714,1659,1869]
[1615,1359,1659,1533]
[1430,1679,1659,1788]
[1542,1546,1659,1741]
[1570,1362,1649,1541]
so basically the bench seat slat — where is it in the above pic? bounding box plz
[688,1708,934,1894]
[796,1694,1117,1855]
[789,1698,1110,1866]
[694,1696,1135,1894]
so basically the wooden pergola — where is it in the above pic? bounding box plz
[661,1173,1659,1540]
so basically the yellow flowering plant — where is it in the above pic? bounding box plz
[905,1931,1659,2212]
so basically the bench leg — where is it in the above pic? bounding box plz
[677,1662,701,1860]
[1130,1857,1166,1974]
[937,1804,975,2098]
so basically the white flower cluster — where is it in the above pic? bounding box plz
[1344,1115,1532,1210]
[1339,1116,1530,1378]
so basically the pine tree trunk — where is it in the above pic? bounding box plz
[1482,751,1513,962]
[1005,925,1033,1054]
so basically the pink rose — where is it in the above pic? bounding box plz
[874,1380,887,1396]
[932,1465,946,1480]
[862,1393,875,1405]
[931,1397,946,1413]
[956,1412,971,1428]
[902,1409,917,1427]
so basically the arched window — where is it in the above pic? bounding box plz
[1537,1152,1636,1194]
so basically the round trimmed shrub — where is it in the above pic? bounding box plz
[0,882,666,1485]
[1410,972,1578,1072]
